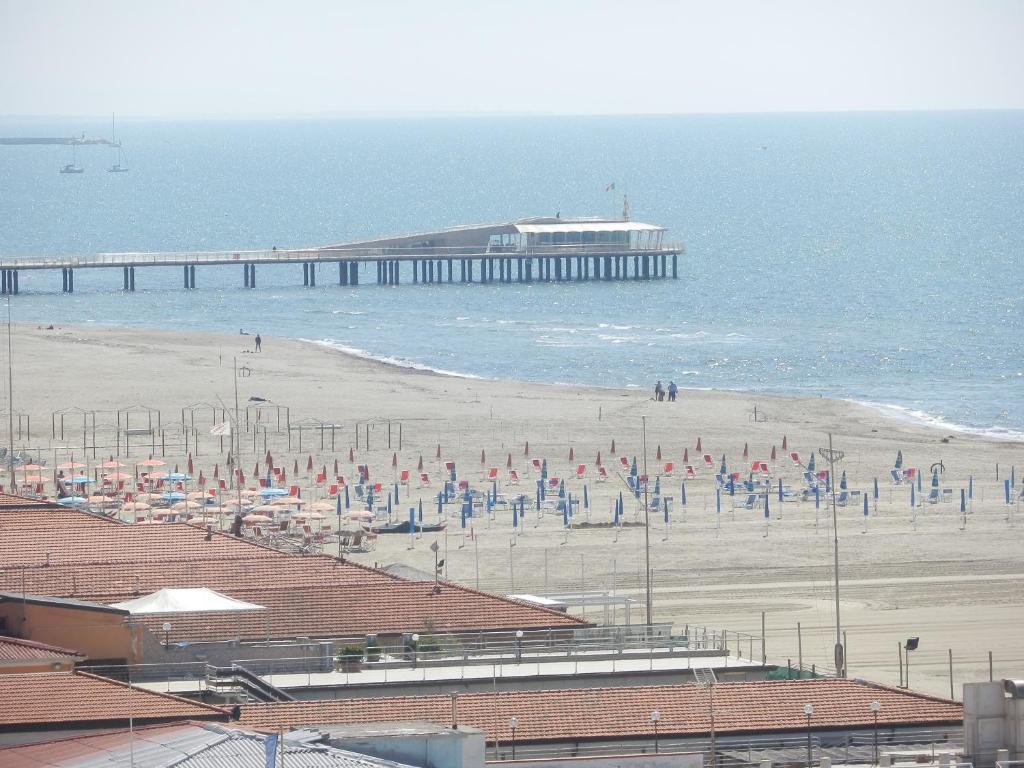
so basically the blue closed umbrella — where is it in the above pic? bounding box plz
[437,492,443,516]
[344,484,350,509]
[618,490,624,518]
[764,490,770,519]
[719,455,727,477]
[409,507,416,533]
[931,468,940,491]
[541,459,548,480]
[336,494,342,518]
[840,471,847,490]
[873,477,879,500]
[583,485,589,509]
[863,493,869,517]
[654,476,661,497]
[807,453,816,473]
[895,450,903,469]
[917,471,922,493]
[630,457,637,477]
[536,480,542,509]
[395,482,400,505]
[968,475,973,499]
[715,488,721,514]
[911,483,916,507]
[814,485,820,509]
[386,493,393,515]
[681,481,687,506]
[418,498,423,522]
[663,497,669,524]
[1005,479,1011,505]
[960,488,966,513]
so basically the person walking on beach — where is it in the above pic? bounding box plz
[654,380,665,401]
[668,381,678,402]
[254,334,262,352]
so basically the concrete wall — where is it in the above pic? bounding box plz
[962,682,1023,766]
[327,725,486,768]
[502,752,703,768]
[0,601,131,662]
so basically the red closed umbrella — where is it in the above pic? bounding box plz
[524,441,529,456]
[187,454,194,475]
[213,463,220,479]
[611,439,616,453]
[349,447,355,462]
[266,450,273,466]
[392,452,398,468]
[254,462,260,478]
[771,446,777,461]
[293,459,299,475]
[569,447,574,462]
[696,437,702,452]
[506,453,512,469]
[417,455,423,471]
[596,451,602,466]
[743,442,748,459]
[656,445,662,461]
[782,435,788,450]
[198,472,206,487]
[683,448,689,463]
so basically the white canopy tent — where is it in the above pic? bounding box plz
[111,587,266,614]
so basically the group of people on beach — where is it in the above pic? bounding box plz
[654,380,678,402]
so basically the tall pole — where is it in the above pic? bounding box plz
[642,416,652,627]
[7,296,15,480]
[233,358,242,515]
[828,433,844,676]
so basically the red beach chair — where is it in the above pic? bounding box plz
[419,472,431,488]
[508,469,520,485]
[662,462,674,477]
[790,452,801,466]
[400,469,410,486]
[702,454,714,469]
[597,466,609,482]
[684,465,697,479]
[619,456,629,471]
[575,464,587,480]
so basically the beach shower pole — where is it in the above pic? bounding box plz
[819,434,845,677]
[642,415,652,628]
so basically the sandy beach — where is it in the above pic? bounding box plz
[7,322,1024,698]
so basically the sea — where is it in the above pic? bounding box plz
[0,112,1021,439]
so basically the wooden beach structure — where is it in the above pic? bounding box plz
[0,216,683,294]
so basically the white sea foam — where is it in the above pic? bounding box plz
[303,338,486,380]
[852,399,1024,443]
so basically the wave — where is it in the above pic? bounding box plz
[852,399,1024,443]
[303,338,487,380]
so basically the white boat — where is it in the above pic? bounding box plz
[60,143,84,173]
[107,113,129,173]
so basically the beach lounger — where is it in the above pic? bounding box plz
[619,456,630,471]
[836,490,849,506]
[532,458,543,474]
[597,466,609,482]
[662,462,674,477]
[548,477,561,490]
[508,469,520,485]
[328,483,339,497]
[486,467,499,482]
[445,461,456,475]
[458,480,469,492]
[315,472,327,485]
[889,469,904,485]
[575,464,587,480]
[399,469,410,486]
[419,472,431,488]
[684,464,697,479]
[702,454,714,469]
[734,493,757,510]
[903,468,917,480]
[790,452,801,466]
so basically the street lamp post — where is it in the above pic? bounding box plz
[411,633,420,668]
[509,716,518,759]
[804,704,814,768]
[650,710,661,753]
[869,700,881,764]
[515,629,524,662]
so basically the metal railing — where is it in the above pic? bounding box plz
[0,242,684,270]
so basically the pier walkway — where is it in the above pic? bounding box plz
[0,217,683,294]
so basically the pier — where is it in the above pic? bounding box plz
[0,217,683,294]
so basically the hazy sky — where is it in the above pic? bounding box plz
[2,0,1022,118]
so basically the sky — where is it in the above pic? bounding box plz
[1,0,1022,118]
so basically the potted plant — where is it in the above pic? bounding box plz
[338,644,364,672]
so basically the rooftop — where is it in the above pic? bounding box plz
[239,679,962,743]
[0,721,423,767]
[0,495,587,644]
[0,670,228,730]
[0,635,83,663]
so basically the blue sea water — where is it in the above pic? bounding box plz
[0,112,1021,438]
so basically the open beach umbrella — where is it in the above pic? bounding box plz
[21,474,47,483]
[243,513,273,523]
[105,471,132,481]
[161,491,187,502]
[57,496,88,506]
[57,461,86,470]
[19,463,44,471]
[138,458,165,468]
[260,487,287,497]
[895,450,903,469]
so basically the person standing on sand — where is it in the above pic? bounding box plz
[668,381,678,402]
[654,380,664,401]
[255,334,262,352]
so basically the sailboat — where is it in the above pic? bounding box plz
[59,142,84,174]
[107,113,128,173]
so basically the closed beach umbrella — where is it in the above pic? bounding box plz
[596,451,602,466]
[917,471,922,493]
[507,453,512,469]
[910,483,915,507]
[392,452,398,469]
[349,447,355,463]
[333,458,339,476]
[863,493,869,517]
[307,455,314,472]
[782,435,788,450]
[569,446,574,462]
[771,446,777,461]
[266,450,273,466]
[524,441,529,457]
[968,475,973,499]
[719,455,727,477]
[743,442,748,459]
[293,459,299,475]
[480,449,486,466]
[807,453,815,473]
[656,446,661,461]
[764,490,770,519]
[542,459,548,480]
[418,498,423,522]
[681,481,687,506]
[583,484,589,509]
[716,488,721,515]
[187,455,194,475]
[931,467,939,492]
[418,455,424,471]
[960,488,966,513]
[394,482,400,505]
[873,477,879,500]
[213,464,220,480]
[696,437,701,453]
[436,444,442,460]
[630,457,637,477]
[610,439,615,454]
[840,471,848,491]
[895,450,903,469]
[344,484,350,509]
[683,448,689,463]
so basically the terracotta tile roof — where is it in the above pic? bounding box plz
[0,635,83,662]
[240,679,962,743]
[0,498,587,644]
[0,670,228,729]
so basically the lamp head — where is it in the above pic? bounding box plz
[509,716,518,729]
[162,621,172,632]
[516,630,524,638]
[804,704,814,716]
[869,700,881,713]
[905,637,919,651]
[650,710,661,723]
